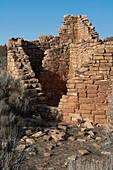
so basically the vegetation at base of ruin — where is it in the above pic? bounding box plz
[0,44,7,58]
[0,44,7,70]
[104,88,113,146]
[0,71,32,169]
[105,36,113,41]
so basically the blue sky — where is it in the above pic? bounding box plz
[0,0,113,45]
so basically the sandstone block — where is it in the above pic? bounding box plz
[66,83,75,89]
[87,90,97,94]
[78,150,90,155]
[63,115,71,122]
[77,110,91,114]
[105,47,113,53]
[80,104,95,111]
[99,66,110,71]
[63,107,75,113]
[95,115,106,119]
[26,138,35,144]
[87,85,98,90]
[76,84,86,89]
[91,75,104,80]
[94,48,105,54]
[79,98,94,104]
[92,110,105,115]
[79,93,87,97]
[93,56,104,60]
[44,153,52,157]
[68,96,78,103]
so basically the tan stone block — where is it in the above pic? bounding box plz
[110,71,113,75]
[95,104,108,111]
[99,66,110,71]
[105,48,113,53]
[82,114,94,121]
[78,89,86,93]
[92,110,105,115]
[67,92,78,96]
[62,95,68,99]
[77,110,91,114]
[94,48,105,54]
[63,108,75,113]
[60,98,68,103]
[110,67,113,71]
[105,56,113,60]
[98,92,107,99]
[87,90,97,94]
[80,104,95,111]
[79,93,87,97]
[100,60,107,63]
[76,84,86,89]
[90,67,98,71]
[84,71,97,76]
[91,75,104,80]
[95,80,108,85]
[63,115,71,122]
[99,84,109,91]
[95,118,107,124]
[95,115,106,119]
[93,56,104,60]
[66,83,75,89]
[79,98,94,104]
[84,80,94,84]
[87,93,97,98]
[66,103,77,108]
[87,85,98,90]
[68,96,78,103]
[94,97,105,103]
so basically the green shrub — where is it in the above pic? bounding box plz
[0,71,31,169]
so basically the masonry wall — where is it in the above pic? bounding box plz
[39,44,70,106]
[58,40,113,124]
[7,38,46,114]
[59,15,98,44]
[7,14,113,124]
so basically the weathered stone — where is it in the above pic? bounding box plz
[58,125,67,131]
[78,150,90,155]
[92,143,100,148]
[25,130,32,135]
[101,151,111,155]
[84,122,94,129]
[16,144,26,152]
[26,138,35,144]
[77,138,86,142]
[46,145,54,151]
[32,131,43,138]
[51,134,65,142]
[68,136,75,141]
[96,137,102,141]
[43,135,51,141]
[44,152,52,157]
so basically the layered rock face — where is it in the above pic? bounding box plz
[7,15,113,124]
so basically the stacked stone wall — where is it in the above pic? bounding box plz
[59,15,98,44]
[7,38,46,114]
[39,44,70,106]
[58,40,113,124]
[7,14,113,124]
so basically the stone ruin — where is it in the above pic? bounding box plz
[7,14,113,125]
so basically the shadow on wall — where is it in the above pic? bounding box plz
[22,41,45,77]
[39,69,67,107]
[22,41,67,107]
